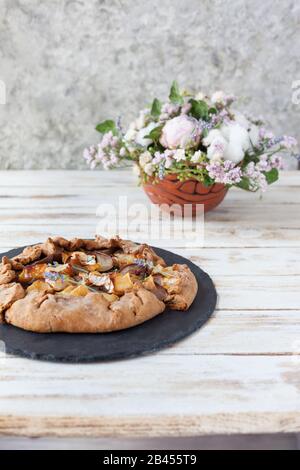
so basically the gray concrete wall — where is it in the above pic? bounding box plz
[0,0,299,169]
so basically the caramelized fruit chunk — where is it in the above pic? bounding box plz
[119,263,147,277]
[46,263,73,276]
[88,272,114,293]
[101,292,119,302]
[69,252,97,267]
[95,252,113,272]
[113,253,137,268]
[18,264,48,283]
[69,285,89,297]
[60,285,76,295]
[143,275,168,301]
[26,280,52,293]
[112,272,134,294]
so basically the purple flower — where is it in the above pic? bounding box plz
[161,103,180,116]
[180,103,192,115]
[83,146,97,164]
[270,155,283,170]
[158,162,165,179]
[281,135,298,149]
[259,128,274,140]
[83,131,125,170]
[256,154,272,172]
[152,151,165,164]
[244,162,268,192]
[265,135,297,150]
[206,160,242,185]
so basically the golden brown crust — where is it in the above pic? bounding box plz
[0,258,16,285]
[0,236,198,333]
[12,245,43,265]
[0,283,25,322]
[5,288,165,333]
[164,264,198,310]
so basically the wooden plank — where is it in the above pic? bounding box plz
[1,184,300,207]
[0,204,299,227]
[0,355,299,436]
[175,247,300,276]
[0,224,299,248]
[0,185,300,206]
[0,170,298,187]
[0,412,299,438]
[215,275,300,310]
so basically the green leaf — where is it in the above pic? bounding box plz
[202,174,214,187]
[95,120,117,135]
[189,99,209,120]
[264,168,279,185]
[145,125,163,143]
[150,98,162,118]
[236,177,252,191]
[169,81,184,105]
[208,107,217,115]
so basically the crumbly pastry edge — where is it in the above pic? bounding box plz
[0,236,198,333]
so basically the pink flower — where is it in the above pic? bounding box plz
[207,160,242,185]
[281,136,298,149]
[160,115,201,149]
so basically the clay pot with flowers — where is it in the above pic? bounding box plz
[84,81,298,214]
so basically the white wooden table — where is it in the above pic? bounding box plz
[0,170,299,442]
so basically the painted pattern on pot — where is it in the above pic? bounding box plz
[143,174,228,214]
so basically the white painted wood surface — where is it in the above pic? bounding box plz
[0,170,299,438]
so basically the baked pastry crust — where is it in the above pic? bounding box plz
[0,236,198,333]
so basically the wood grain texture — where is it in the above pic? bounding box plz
[0,170,299,438]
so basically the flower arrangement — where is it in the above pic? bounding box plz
[84,81,298,193]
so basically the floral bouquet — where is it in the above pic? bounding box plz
[84,81,298,211]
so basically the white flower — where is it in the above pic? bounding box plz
[202,129,224,147]
[144,163,154,176]
[207,137,227,161]
[234,111,260,147]
[160,115,201,149]
[191,150,202,163]
[233,111,249,129]
[135,122,157,147]
[127,145,136,154]
[221,122,250,163]
[128,120,137,130]
[119,147,127,157]
[173,149,186,162]
[165,156,173,169]
[139,151,152,168]
[203,130,228,161]
[135,114,146,130]
[211,90,227,105]
[203,124,249,163]
[124,128,137,142]
[195,92,205,101]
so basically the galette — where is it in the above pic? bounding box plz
[0,236,198,333]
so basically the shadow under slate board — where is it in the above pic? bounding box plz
[0,246,217,363]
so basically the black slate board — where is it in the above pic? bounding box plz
[0,246,217,363]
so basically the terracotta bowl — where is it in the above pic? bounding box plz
[143,174,228,214]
